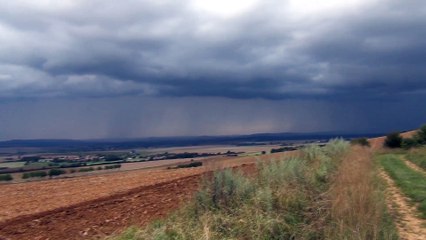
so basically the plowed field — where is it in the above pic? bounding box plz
[0,152,292,240]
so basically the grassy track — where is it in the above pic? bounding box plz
[406,147,426,171]
[379,154,426,218]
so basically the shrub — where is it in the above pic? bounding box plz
[415,124,426,144]
[350,137,370,147]
[270,146,298,153]
[22,171,47,179]
[48,169,65,177]
[0,174,13,181]
[195,169,255,211]
[384,132,402,148]
[176,161,202,168]
[78,167,95,172]
[104,164,122,170]
[401,138,419,149]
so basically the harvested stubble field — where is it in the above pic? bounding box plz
[0,151,295,240]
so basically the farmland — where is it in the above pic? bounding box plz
[0,131,425,240]
[0,143,290,183]
[0,146,298,239]
[112,130,426,240]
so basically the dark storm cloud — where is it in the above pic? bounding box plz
[1,0,426,140]
[299,1,426,96]
[2,95,426,140]
[1,0,425,100]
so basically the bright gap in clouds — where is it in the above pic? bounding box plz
[191,0,368,18]
[190,0,259,18]
[287,0,368,17]
[14,0,77,10]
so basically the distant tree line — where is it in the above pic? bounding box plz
[270,146,299,153]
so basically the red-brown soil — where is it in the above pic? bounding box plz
[0,174,203,240]
[0,168,204,223]
[0,151,285,240]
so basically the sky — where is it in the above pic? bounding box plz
[0,0,425,140]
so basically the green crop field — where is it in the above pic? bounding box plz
[0,162,25,168]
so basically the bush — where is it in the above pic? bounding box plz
[415,124,426,144]
[48,169,65,177]
[78,167,95,172]
[22,171,47,179]
[402,138,419,149]
[104,164,122,170]
[176,161,202,168]
[0,174,13,181]
[350,138,370,147]
[270,146,298,153]
[384,132,402,148]
[195,169,255,211]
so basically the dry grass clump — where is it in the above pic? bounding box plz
[325,147,398,239]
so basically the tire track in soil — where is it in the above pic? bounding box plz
[0,174,202,240]
[402,157,426,175]
[379,170,426,240]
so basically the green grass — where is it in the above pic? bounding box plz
[379,154,426,218]
[406,147,426,170]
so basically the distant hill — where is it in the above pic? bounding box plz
[0,132,384,153]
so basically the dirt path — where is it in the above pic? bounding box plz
[380,170,426,240]
[402,157,426,175]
